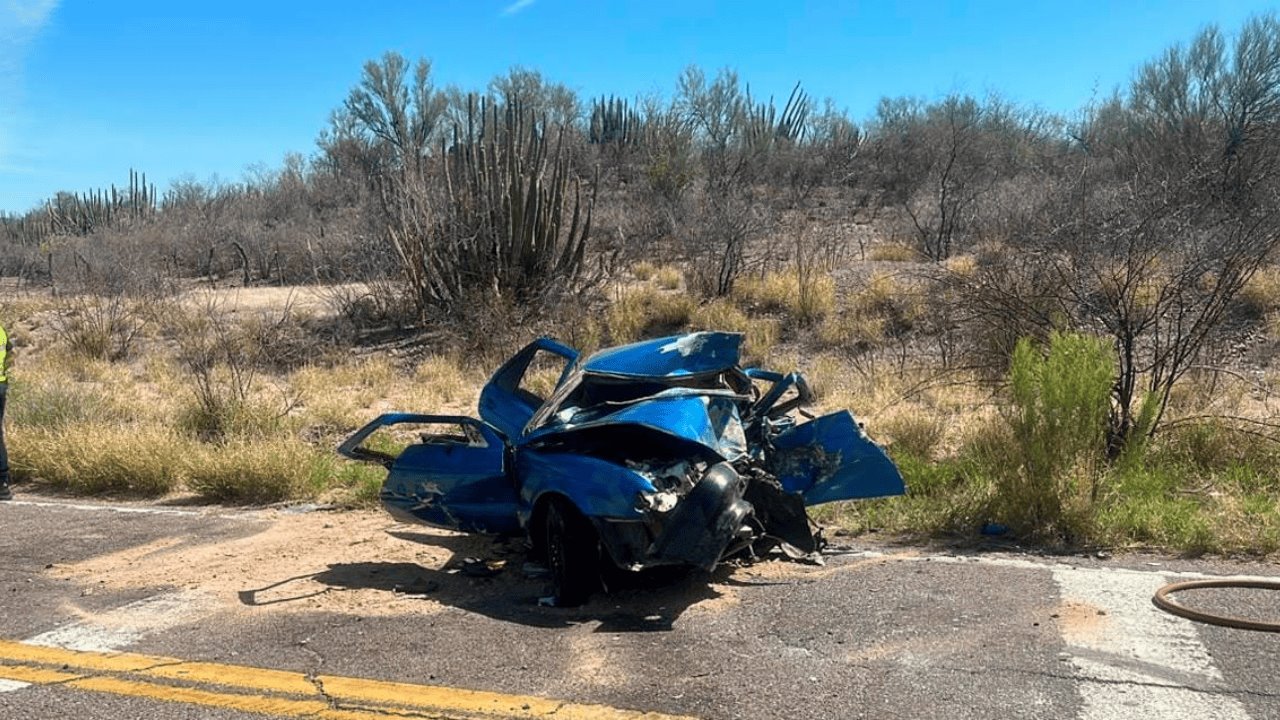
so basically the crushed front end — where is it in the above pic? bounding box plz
[519,332,905,572]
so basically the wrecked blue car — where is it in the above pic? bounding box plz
[338,331,904,605]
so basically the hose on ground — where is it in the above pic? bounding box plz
[1152,578,1280,632]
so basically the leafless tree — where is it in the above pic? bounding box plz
[957,14,1280,454]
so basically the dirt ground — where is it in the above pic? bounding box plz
[48,507,840,620]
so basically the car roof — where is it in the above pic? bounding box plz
[579,331,742,378]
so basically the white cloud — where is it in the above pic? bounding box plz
[4,0,59,29]
[0,1,60,183]
[501,0,535,17]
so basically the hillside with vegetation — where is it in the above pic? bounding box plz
[3,16,1280,553]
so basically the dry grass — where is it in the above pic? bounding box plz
[10,424,186,496]
[817,271,922,349]
[944,254,978,278]
[4,280,1279,555]
[874,410,948,461]
[632,261,681,290]
[184,438,335,504]
[654,266,682,290]
[1239,264,1280,315]
[817,313,885,348]
[690,299,779,361]
[605,286,697,343]
[632,260,658,281]
[732,269,836,322]
[868,243,919,262]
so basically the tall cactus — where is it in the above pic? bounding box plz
[386,94,596,313]
[33,168,158,241]
[589,95,642,145]
[742,82,811,151]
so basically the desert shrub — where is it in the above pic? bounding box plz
[980,332,1114,540]
[167,298,300,440]
[185,439,333,503]
[51,294,154,361]
[11,424,184,496]
[237,307,336,372]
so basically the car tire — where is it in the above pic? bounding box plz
[543,498,599,607]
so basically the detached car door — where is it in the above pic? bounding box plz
[338,413,520,534]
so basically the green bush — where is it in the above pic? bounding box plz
[988,332,1114,540]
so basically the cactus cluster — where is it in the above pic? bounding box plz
[742,82,811,151]
[0,169,156,246]
[589,95,642,145]
[389,95,595,312]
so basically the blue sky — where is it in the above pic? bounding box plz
[0,0,1273,214]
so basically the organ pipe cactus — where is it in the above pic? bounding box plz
[386,95,597,314]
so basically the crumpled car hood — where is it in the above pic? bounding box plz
[579,332,743,378]
[519,331,905,506]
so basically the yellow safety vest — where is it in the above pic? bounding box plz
[0,324,8,384]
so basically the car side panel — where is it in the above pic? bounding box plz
[768,410,906,504]
[515,450,656,525]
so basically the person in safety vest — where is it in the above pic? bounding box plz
[0,321,10,500]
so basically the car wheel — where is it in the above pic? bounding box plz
[543,498,599,607]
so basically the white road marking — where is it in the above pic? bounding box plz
[1,590,211,693]
[3,499,251,519]
[1052,566,1250,720]
[829,550,1264,718]
[839,547,1278,582]
[24,590,213,653]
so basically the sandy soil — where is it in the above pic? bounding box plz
[51,509,504,618]
[183,283,359,316]
[47,506,834,621]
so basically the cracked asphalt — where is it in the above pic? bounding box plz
[1,496,1278,719]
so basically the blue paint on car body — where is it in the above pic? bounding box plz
[338,331,905,577]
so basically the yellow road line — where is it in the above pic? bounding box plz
[0,640,697,720]
[0,639,173,673]
[0,662,83,684]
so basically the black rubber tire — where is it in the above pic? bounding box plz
[543,498,599,607]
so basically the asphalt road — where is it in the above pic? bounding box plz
[0,494,1277,720]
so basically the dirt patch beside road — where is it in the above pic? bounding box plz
[44,504,843,622]
[48,509,498,617]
